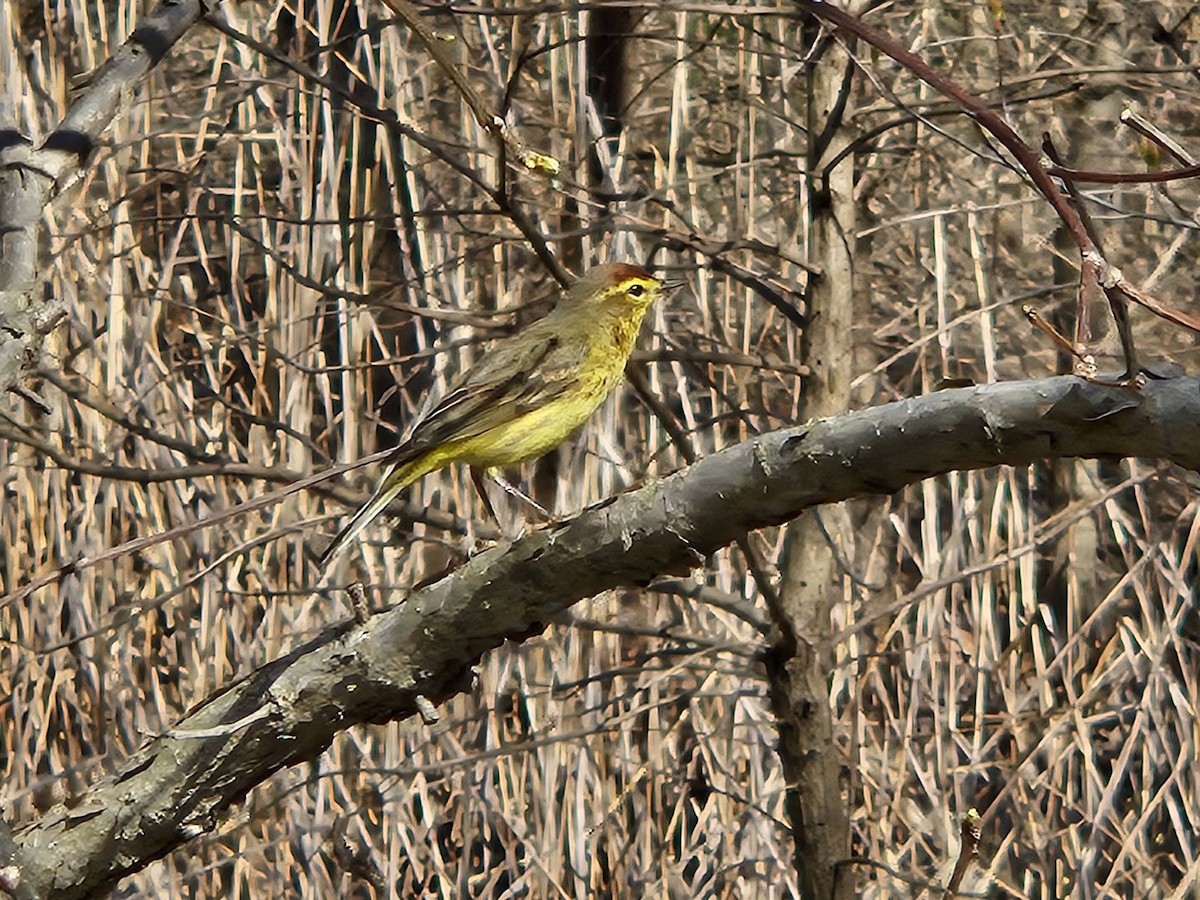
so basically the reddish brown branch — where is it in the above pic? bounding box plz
[1044,162,1200,184]
[795,1,1095,254]
[796,0,1200,378]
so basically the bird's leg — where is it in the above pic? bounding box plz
[470,468,555,535]
[470,467,501,525]
[477,466,554,519]
[490,471,552,520]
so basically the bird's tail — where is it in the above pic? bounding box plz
[319,451,431,568]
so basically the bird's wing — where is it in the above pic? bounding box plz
[401,318,588,452]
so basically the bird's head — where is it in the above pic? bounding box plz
[567,262,668,314]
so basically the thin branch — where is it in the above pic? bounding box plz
[0,448,391,613]
[1045,162,1200,184]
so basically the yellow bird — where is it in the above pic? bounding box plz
[320,262,667,566]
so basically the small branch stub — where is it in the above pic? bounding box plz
[941,807,982,898]
[415,695,440,725]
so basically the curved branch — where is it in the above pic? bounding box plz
[7,375,1200,897]
[0,0,206,399]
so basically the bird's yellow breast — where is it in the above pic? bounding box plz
[434,315,638,470]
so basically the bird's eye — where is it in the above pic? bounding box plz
[627,283,645,298]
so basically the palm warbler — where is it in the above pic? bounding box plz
[320,262,666,565]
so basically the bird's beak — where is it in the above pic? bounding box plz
[661,279,687,293]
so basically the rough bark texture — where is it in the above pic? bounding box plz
[771,21,858,900]
[6,373,1200,898]
[0,0,204,397]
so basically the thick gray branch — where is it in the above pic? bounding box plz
[0,0,205,396]
[7,374,1199,897]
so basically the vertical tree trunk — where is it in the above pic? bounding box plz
[768,21,857,900]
